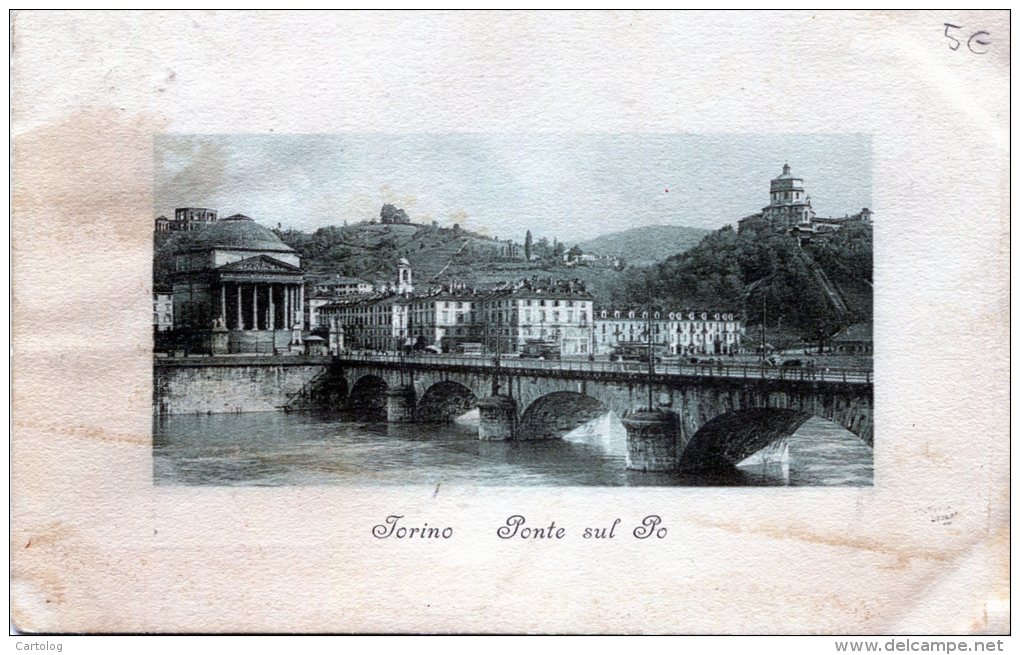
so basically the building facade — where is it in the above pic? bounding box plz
[407,286,484,352]
[320,265,596,356]
[594,308,743,356]
[482,280,594,356]
[320,292,410,352]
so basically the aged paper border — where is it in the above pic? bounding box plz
[10,10,1010,634]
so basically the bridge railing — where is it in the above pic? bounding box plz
[332,353,873,384]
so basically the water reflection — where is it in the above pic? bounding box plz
[153,411,872,487]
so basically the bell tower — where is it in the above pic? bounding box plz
[396,258,413,293]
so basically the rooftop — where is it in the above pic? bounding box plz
[184,214,294,253]
[774,163,797,180]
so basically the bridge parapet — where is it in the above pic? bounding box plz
[331,354,873,386]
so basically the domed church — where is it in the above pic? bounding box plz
[171,214,306,354]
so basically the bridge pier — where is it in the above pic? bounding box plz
[385,385,416,423]
[623,410,679,472]
[476,395,517,441]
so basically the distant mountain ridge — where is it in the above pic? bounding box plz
[574,225,711,266]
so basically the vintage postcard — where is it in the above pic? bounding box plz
[10,11,1009,635]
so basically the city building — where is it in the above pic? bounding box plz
[153,290,174,331]
[170,214,305,354]
[306,276,376,330]
[156,207,219,232]
[564,252,622,269]
[482,279,594,356]
[406,285,484,352]
[312,275,374,296]
[319,291,411,352]
[317,262,417,350]
[737,164,872,241]
[829,322,873,354]
[594,308,743,356]
[320,264,596,356]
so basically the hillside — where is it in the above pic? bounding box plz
[574,224,711,266]
[153,218,629,299]
[606,223,873,336]
[278,221,632,299]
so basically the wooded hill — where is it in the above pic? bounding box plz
[606,222,873,335]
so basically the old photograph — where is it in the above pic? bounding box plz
[152,134,874,487]
[12,10,1008,636]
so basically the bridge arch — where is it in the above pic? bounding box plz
[518,391,609,441]
[678,408,810,471]
[318,373,349,409]
[348,374,388,417]
[674,406,877,473]
[416,381,478,423]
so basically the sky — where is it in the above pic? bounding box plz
[154,133,871,244]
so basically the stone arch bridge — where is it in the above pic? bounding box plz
[314,355,873,472]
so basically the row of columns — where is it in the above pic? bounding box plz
[218,281,303,331]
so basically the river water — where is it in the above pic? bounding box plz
[153,411,872,487]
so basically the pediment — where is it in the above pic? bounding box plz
[217,255,302,274]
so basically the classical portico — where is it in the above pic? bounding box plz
[171,214,306,354]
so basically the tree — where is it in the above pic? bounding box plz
[524,230,533,260]
[567,245,583,261]
[380,203,410,224]
[552,239,565,260]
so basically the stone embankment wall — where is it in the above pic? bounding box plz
[153,358,329,415]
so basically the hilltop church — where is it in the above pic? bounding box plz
[737,164,872,242]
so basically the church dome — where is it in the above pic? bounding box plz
[186,214,294,252]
